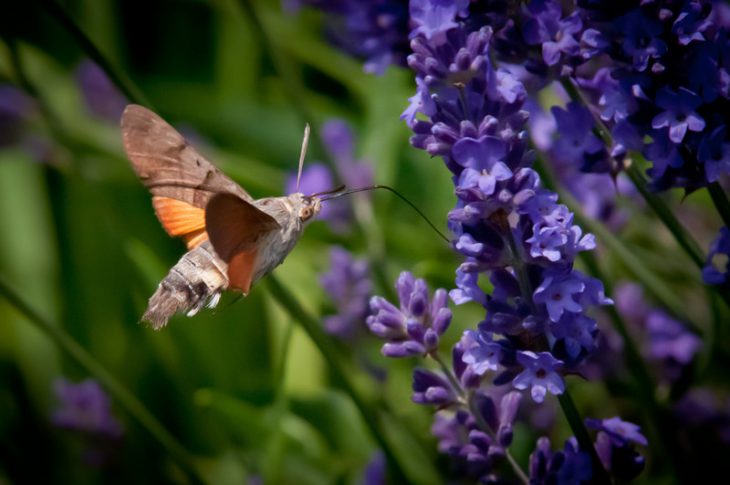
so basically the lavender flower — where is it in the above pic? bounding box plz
[586,417,647,481]
[366,271,451,357]
[512,351,565,403]
[703,226,730,285]
[430,391,522,481]
[52,377,122,466]
[528,436,592,484]
[289,1,410,74]
[52,378,122,438]
[360,451,386,485]
[402,1,612,406]
[320,247,372,340]
[0,84,33,148]
[615,281,702,381]
[571,0,730,189]
[75,60,127,121]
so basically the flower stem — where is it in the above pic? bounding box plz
[431,351,466,400]
[0,277,205,484]
[708,182,730,229]
[624,163,705,267]
[557,392,611,485]
[265,275,413,484]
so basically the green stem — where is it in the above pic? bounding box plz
[708,182,730,229]
[264,275,411,483]
[624,164,705,267]
[37,0,151,107]
[0,277,204,484]
[557,392,611,485]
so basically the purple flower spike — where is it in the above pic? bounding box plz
[703,227,730,285]
[587,417,647,480]
[651,87,706,144]
[320,247,372,341]
[586,417,648,447]
[367,271,452,357]
[52,378,122,439]
[76,60,127,121]
[513,351,565,403]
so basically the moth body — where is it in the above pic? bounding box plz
[143,241,228,329]
[251,193,321,282]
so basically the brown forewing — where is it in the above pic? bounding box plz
[205,193,281,293]
[121,104,252,209]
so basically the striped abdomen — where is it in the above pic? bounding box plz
[143,241,228,329]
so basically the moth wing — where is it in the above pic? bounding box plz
[205,193,281,294]
[152,196,208,249]
[121,104,253,209]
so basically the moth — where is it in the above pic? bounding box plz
[121,104,334,329]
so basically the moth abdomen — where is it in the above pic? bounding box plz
[142,242,228,329]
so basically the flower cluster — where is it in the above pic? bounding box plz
[0,84,33,148]
[567,0,730,190]
[586,417,648,482]
[403,0,611,401]
[430,389,522,480]
[320,246,372,341]
[703,226,730,285]
[367,272,451,358]
[52,378,122,466]
[286,0,410,74]
[75,60,127,121]
[615,282,702,382]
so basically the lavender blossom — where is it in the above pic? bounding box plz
[703,226,730,285]
[615,281,702,381]
[586,417,647,481]
[401,0,612,407]
[366,271,451,357]
[75,60,127,121]
[288,1,410,74]
[528,436,592,484]
[320,247,372,340]
[430,391,522,481]
[52,378,122,438]
[52,378,122,466]
[0,84,34,148]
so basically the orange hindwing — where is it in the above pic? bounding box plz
[152,196,208,249]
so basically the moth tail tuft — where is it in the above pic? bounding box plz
[142,283,188,330]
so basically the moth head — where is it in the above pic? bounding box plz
[289,193,322,223]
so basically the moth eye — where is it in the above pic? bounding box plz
[300,207,313,221]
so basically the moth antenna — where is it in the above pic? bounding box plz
[296,123,310,193]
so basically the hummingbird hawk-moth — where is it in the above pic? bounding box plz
[121,104,327,329]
